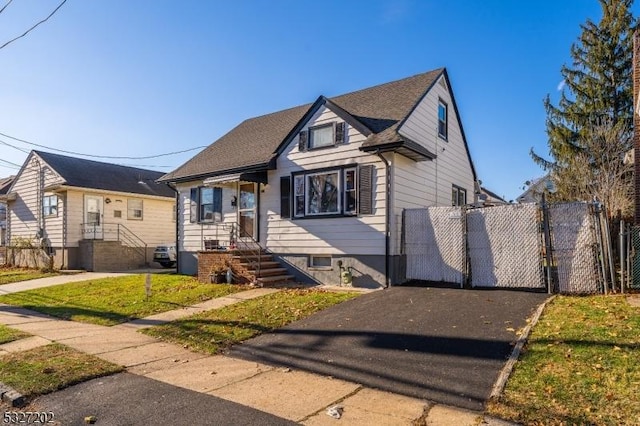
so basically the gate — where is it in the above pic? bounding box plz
[404,201,606,294]
[467,203,544,289]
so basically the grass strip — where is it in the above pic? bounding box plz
[0,324,30,345]
[0,343,123,397]
[0,267,58,285]
[142,288,359,354]
[487,295,640,425]
[0,274,246,326]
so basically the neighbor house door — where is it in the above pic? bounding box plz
[83,195,103,239]
[238,183,257,240]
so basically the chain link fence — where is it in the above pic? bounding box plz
[405,207,465,285]
[403,201,605,294]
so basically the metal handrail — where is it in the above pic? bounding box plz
[80,222,148,264]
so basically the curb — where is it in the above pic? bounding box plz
[0,383,26,407]
[489,295,555,400]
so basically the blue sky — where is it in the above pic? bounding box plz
[0,0,636,201]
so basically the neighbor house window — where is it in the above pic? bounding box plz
[43,195,58,217]
[128,199,143,220]
[452,185,467,207]
[290,166,370,218]
[309,124,335,149]
[310,255,332,269]
[438,99,448,140]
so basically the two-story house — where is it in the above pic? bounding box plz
[159,68,477,287]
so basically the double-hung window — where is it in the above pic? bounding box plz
[43,195,58,217]
[128,199,143,220]
[190,187,222,223]
[452,185,467,207]
[287,166,368,219]
[438,99,448,140]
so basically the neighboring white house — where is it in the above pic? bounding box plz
[517,175,555,204]
[0,175,14,246]
[2,151,176,270]
[159,68,477,287]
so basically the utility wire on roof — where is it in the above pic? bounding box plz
[0,0,67,50]
[0,0,14,15]
[0,131,207,159]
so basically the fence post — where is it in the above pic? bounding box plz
[620,219,626,294]
[603,208,617,292]
[541,195,554,294]
[593,204,609,294]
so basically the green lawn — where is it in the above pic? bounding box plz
[0,343,123,397]
[487,295,640,425]
[0,274,247,326]
[0,324,30,345]
[0,267,58,285]
[142,289,360,354]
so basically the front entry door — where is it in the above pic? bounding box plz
[84,195,103,239]
[238,183,257,240]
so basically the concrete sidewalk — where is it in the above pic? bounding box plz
[0,272,132,295]
[0,287,515,425]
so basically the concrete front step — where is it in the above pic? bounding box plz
[257,274,295,286]
[233,255,273,262]
[249,268,288,278]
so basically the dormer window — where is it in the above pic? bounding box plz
[309,124,335,149]
[298,122,346,151]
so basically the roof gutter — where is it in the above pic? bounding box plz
[375,150,391,288]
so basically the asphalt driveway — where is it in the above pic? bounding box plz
[229,284,549,411]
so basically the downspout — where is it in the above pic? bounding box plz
[375,151,391,288]
[168,182,179,272]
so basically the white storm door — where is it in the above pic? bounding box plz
[84,195,103,239]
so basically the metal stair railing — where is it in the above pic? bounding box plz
[202,221,263,285]
[80,222,148,264]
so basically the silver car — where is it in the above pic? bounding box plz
[153,244,176,268]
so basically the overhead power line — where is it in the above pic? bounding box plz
[0,0,67,51]
[0,0,13,15]
[0,131,207,159]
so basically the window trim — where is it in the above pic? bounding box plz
[127,198,143,220]
[308,123,336,150]
[43,194,58,218]
[291,165,359,219]
[438,99,448,140]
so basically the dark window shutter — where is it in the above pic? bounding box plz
[280,176,291,218]
[190,188,198,223]
[335,122,345,144]
[213,187,222,221]
[298,130,308,152]
[358,165,374,215]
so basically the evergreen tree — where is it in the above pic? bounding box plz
[532,0,636,212]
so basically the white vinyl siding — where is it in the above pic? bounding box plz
[393,74,475,255]
[7,153,65,247]
[177,183,237,252]
[262,105,386,256]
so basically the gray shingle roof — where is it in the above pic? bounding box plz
[160,68,446,182]
[0,176,15,195]
[35,151,175,198]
